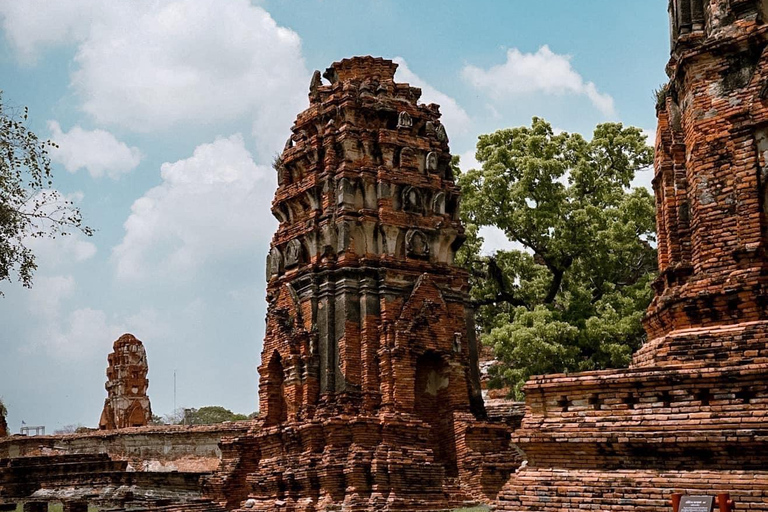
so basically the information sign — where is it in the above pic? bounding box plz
[679,496,714,512]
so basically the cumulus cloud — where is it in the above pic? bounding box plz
[2,0,308,159]
[462,46,616,117]
[18,274,120,359]
[112,133,275,281]
[68,0,307,159]
[0,0,115,63]
[393,57,471,135]
[47,121,142,179]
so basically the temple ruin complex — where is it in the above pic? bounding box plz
[3,0,768,510]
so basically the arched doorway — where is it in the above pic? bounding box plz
[414,351,457,476]
[265,351,288,425]
[127,404,146,427]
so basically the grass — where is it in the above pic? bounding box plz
[452,507,491,512]
[14,505,98,511]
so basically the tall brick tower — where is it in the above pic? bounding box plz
[99,334,152,430]
[209,57,516,512]
[259,57,483,426]
[638,0,768,367]
[495,1,768,510]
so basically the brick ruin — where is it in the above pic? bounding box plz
[496,0,768,509]
[7,1,768,509]
[205,56,518,511]
[99,334,152,430]
[0,423,248,511]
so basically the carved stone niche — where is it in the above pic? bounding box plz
[425,152,439,173]
[267,247,283,279]
[402,186,424,214]
[436,124,448,142]
[398,111,413,129]
[284,239,303,268]
[406,229,430,258]
[400,147,418,169]
[338,178,354,208]
[432,192,446,215]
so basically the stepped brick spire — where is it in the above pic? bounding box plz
[99,334,152,430]
[207,56,516,512]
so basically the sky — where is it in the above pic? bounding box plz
[0,0,670,432]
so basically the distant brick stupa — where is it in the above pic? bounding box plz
[99,334,152,430]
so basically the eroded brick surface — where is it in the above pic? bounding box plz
[206,56,518,512]
[497,1,768,509]
[99,334,152,430]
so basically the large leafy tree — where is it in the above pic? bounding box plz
[457,118,657,398]
[180,406,249,425]
[0,92,92,294]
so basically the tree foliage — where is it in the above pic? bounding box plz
[0,91,92,294]
[456,118,657,398]
[180,406,248,425]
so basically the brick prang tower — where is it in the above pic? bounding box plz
[99,334,152,430]
[495,1,768,510]
[639,0,768,366]
[260,56,483,425]
[209,57,517,512]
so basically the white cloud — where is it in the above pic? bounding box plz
[113,133,275,281]
[66,0,307,160]
[0,0,114,64]
[25,234,97,267]
[458,149,481,173]
[19,275,120,359]
[462,46,616,117]
[393,57,471,136]
[47,121,142,179]
[45,307,125,359]
[26,274,76,319]
[2,0,308,159]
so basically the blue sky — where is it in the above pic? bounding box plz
[0,0,669,432]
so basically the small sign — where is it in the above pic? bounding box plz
[680,496,714,512]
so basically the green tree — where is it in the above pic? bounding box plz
[0,91,92,294]
[457,118,657,398]
[182,406,248,425]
